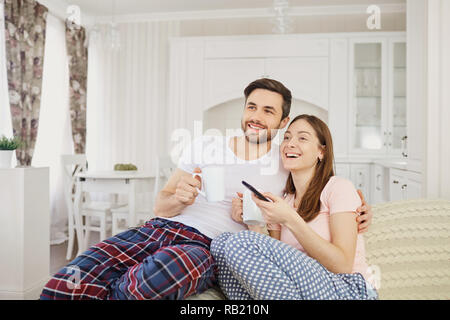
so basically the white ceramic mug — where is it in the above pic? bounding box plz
[193,166,225,202]
[242,189,265,226]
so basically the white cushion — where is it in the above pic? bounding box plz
[366,198,450,300]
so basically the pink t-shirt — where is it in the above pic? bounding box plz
[272,176,370,282]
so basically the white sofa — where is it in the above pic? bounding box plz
[364,198,450,300]
[189,198,450,300]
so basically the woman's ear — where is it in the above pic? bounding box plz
[318,145,325,162]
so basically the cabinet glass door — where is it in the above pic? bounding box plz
[353,43,384,151]
[391,42,407,152]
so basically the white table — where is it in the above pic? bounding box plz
[73,170,154,255]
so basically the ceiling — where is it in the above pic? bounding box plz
[65,0,406,16]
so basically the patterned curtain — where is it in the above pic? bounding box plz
[3,0,48,166]
[65,21,88,154]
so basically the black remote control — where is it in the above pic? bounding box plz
[242,181,270,202]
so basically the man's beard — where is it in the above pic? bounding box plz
[241,121,278,145]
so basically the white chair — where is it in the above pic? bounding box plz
[111,155,177,236]
[61,154,125,260]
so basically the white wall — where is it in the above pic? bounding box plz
[406,0,450,199]
[423,0,450,199]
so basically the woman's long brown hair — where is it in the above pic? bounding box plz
[284,115,335,222]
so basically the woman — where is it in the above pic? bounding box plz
[211,114,378,300]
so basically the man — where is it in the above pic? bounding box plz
[40,78,372,300]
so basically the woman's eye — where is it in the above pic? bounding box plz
[299,137,307,141]
[283,136,290,140]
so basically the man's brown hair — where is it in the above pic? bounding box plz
[244,78,292,120]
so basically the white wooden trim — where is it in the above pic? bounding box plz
[440,0,450,199]
[425,0,450,198]
[31,1,407,27]
[406,0,426,175]
[0,276,50,300]
[386,37,407,157]
[93,4,406,24]
[170,32,406,43]
[204,38,329,59]
[426,0,442,198]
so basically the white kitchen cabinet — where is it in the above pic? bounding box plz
[350,164,371,203]
[335,163,350,180]
[349,37,407,157]
[404,170,422,199]
[350,39,385,154]
[334,163,373,204]
[389,40,407,155]
[371,164,388,204]
[389,168,422,201]
[336,163,371,203]
[389,168,405,201]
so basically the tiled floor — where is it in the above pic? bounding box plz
[36,234,101,298]
[50,242,73,275]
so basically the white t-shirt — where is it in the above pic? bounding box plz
[166,135,289,239]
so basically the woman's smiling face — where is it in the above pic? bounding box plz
[280,118,324,172]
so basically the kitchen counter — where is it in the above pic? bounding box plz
[335,157,409,170]
[372,159,408,170]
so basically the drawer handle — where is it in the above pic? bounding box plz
[393,180,399,184]
[376,174,381,191]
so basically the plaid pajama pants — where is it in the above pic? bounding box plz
[40,218,216,300]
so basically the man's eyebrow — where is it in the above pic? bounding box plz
[246,102,278,111]
[264,106,277,112]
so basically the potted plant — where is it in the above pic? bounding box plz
[0,135,22,169]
